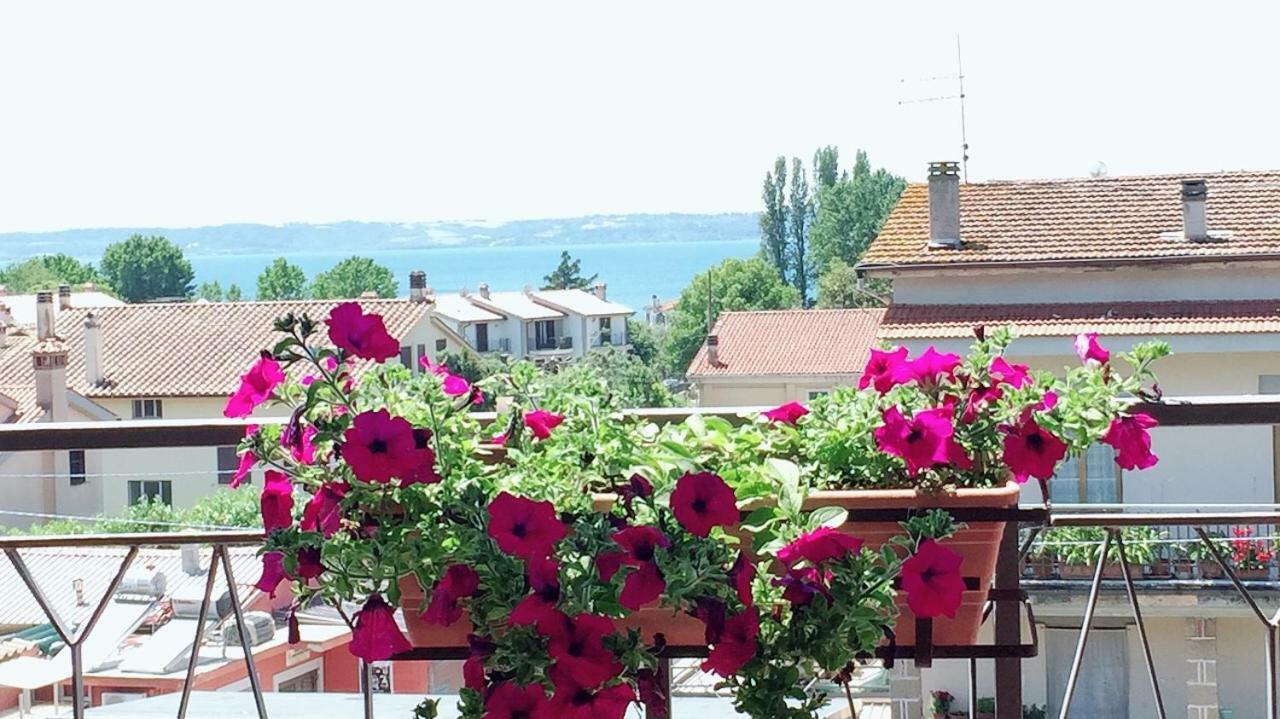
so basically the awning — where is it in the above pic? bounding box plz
[0,654,71,689]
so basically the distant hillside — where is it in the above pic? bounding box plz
[1,213,759,261]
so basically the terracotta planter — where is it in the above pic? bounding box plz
[806,482,1022,647]
[1234,567,1270,580]
[1198,560,1225,580]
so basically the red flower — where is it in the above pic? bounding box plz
[772,565,832,607]
[618,561,666,611]
[961,384,1003,424]
[874,406,956,476]
[904,347,962,387]
[728,551,755,607]
[484,682,550,719]
[231,448,256,489]
[701,607,759,677]
[295,547,324,580]
[510,556,561,626]
[420,357,472,397]
[538,612,622,689]
[859,346,910,393]
[989,356,1031,388]
[547,665,634,719]
[301,482,347,538]
[901,539,966,619]
[400,428,442,487]
[327,302,400,363]
[349,593,412,662]
[596,551,627,582]
[464,634,494,692]
[260,471,294,533]
[635,668,668,718]
[670,472,739,537]
[762,402,808,425]
[487,492,568,559]
[425,564,480,627]
[524,409,565,440]
[224,354,285,418]
[1001,415,1068,483]
[777,527,863,567]
[342,410,417,484]
[612,525,670,565]
[1102,413,1159,471]
[1074,332,1110,365]
[254,551,289,597]
[289,425,319,465]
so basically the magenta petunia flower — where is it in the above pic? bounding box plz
[1074,332,1110,365]
[420,356,472,397]
[260,471,294,533]
[859,346,910,393]
[873,406,956,476]
[300,482,347,538]
[289,425,318,465]
[538,612,623,689]
[487,492,568,559]
[772,565,832,607]
[728,551,756,607]
[762,401,809,425]
[1103,413,1159,470]
[510,555,561,626]
[327,302,401,363]
[701,607,759,677]
[777,527,864,567]
[1001,415,1068,483]
[547,664,634,719]
[254,551,289,597]
[989,356,1031,388]
[523,409,565,440]
[484,682,550,719]
[342,410,417,484]
[224,354,285,419]
[230,448,257,489]
[961,384,1003,424]
[349,593,412,662]
[611,525,670,565]
[635,667,668,719]
[295,547,324,580]
[904,347,962,387]
[670,472,739,537]
[618,561,666,611]
[595,551,627,582]
[464,633,494,692]
[399,428,441,487]
[424,563,480,626]
[901,539,966,619]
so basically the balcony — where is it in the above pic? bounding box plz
[527,335,573,356]
[0,396,1278,718]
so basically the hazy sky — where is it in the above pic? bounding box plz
[1,1,1278,232]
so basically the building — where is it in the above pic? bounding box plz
[0,285,123,328]
[0,276,632,527]
[686,309,885,406]
[857,164,1280,717]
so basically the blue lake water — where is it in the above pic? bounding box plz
[189,239,760,311]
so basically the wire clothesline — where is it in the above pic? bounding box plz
[0,508,251,532]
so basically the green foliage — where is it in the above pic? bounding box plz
[100,235,195,302]
[625,319,661,368]
[815,259,891,309]
[760,157,790,284]
[256,257,308,300]
[662,256,800,376]
[541,251,597,290]
[12,487,261,535]
[537,348,678,410]
[0,254,106,293]
[225,284,243,301]
[1036,526,1163,566]
[197,281,224,301]
[309,256,397,299]
[809,150,906,277]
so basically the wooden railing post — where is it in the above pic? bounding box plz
[994,522,1022,719]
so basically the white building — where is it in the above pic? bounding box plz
[858,164,1280,718]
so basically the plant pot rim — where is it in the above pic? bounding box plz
[592,480,1022,512]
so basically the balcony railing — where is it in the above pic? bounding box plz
[0,395,1279,718]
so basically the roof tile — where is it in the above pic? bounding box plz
[687,309,885,377]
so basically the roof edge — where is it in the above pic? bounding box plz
[857,252,1280,276]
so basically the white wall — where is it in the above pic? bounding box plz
[694,374,861,407]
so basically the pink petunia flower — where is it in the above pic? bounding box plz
[260,471,294,533]
[859,347,910,393]
[487,492,568,560]
[904,347,962,388]
[873,406,956,476]
[670,472,739,537]
[901,539,966,618]
[300,482,348,538]
[424,563,480,627]
[349,593,412,662]
[618,561,666,611]
[254,551,289,597]
[484,682,550,719]
[523,409,565,440]
[701,607,759,677]
[777,527,864,567]
[419,357,472,397]
[762,402,809,425]
[1074,333,1110,365]
[989,356,1031,388]
[1001,415,1068,483]
[510,556,562,626]
[327,302,401,363]
[224,354,285,419]
[230,448,257,489]
[295,547,325,580]
[538,612,622,689]
[1102,413,1159,470]
[341,410,417,484]
[728,551,756,607]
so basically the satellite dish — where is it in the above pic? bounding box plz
[1089,161,1109,178]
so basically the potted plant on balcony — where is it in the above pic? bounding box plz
[223,304,1164,719]
[1228,526,1273,580]
[930,689,965,719]
[1189,531,1227,579]
[1166,541,1196,580]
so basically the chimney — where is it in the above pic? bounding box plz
[84,313,104,385]
[1182,179,1209,241]
[408,270,428,303]
[926,161,962,249]
[36,291,55,340]
[593,282,607,301]
[706,332,720,366]
[478,283,491,300]
[181,544,203,576]
[359,290,378,299]
[74,579,87,607]
[58,284,72,310]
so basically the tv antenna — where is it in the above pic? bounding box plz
[898,34,970,182]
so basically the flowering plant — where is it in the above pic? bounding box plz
[225,305,1163,719]
[1229,526,1273,571]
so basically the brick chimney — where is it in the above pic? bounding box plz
[593,282,607,301]
[58,284,72,310]
[409,270,428,303]
[927,161,962,250]
[84,312,104,386]
[32,292,69,421]
[478,283,491,300]
[706,332,720,366]
[1182,179,1209,242]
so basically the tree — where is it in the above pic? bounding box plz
[100,235,195,302]
[256,257,308,300]
[759,157,789,283]
[809,150,906,278]
[542,251,597,290]
[661,256,800,375]
[626,319,660,367]
[310,256,397,299]
[197,281,224,301]
[788,158,813,306]
[813,145,841,190]
[226,284,244,302]
[10,486,260,535]
[0,254,105,293]
[816,259,890,308]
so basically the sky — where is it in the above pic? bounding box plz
[1,1,1278,233]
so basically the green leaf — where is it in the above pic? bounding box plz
[808,506,848,530]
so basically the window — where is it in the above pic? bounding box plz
[475,323,489,352]
[361,661,392,693]
[535,320,557,350]
[131,399,163,419]
[1262,376,1280,502]
[128,480,172,506]
[69,450,86,486]
[416,344,427,368]
[1049,444,1120,504]
[806,390,830,400]
[399,346,412,367]
[216,446,241,485]
[435,339,447,352]
[598,317,612,345]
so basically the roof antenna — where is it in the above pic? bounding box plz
[898,33,971,182]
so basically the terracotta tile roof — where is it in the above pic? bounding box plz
[0,300,432,398]
[686,309,886,377]
[879,299,1280,340]
[859,170,1280,269]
